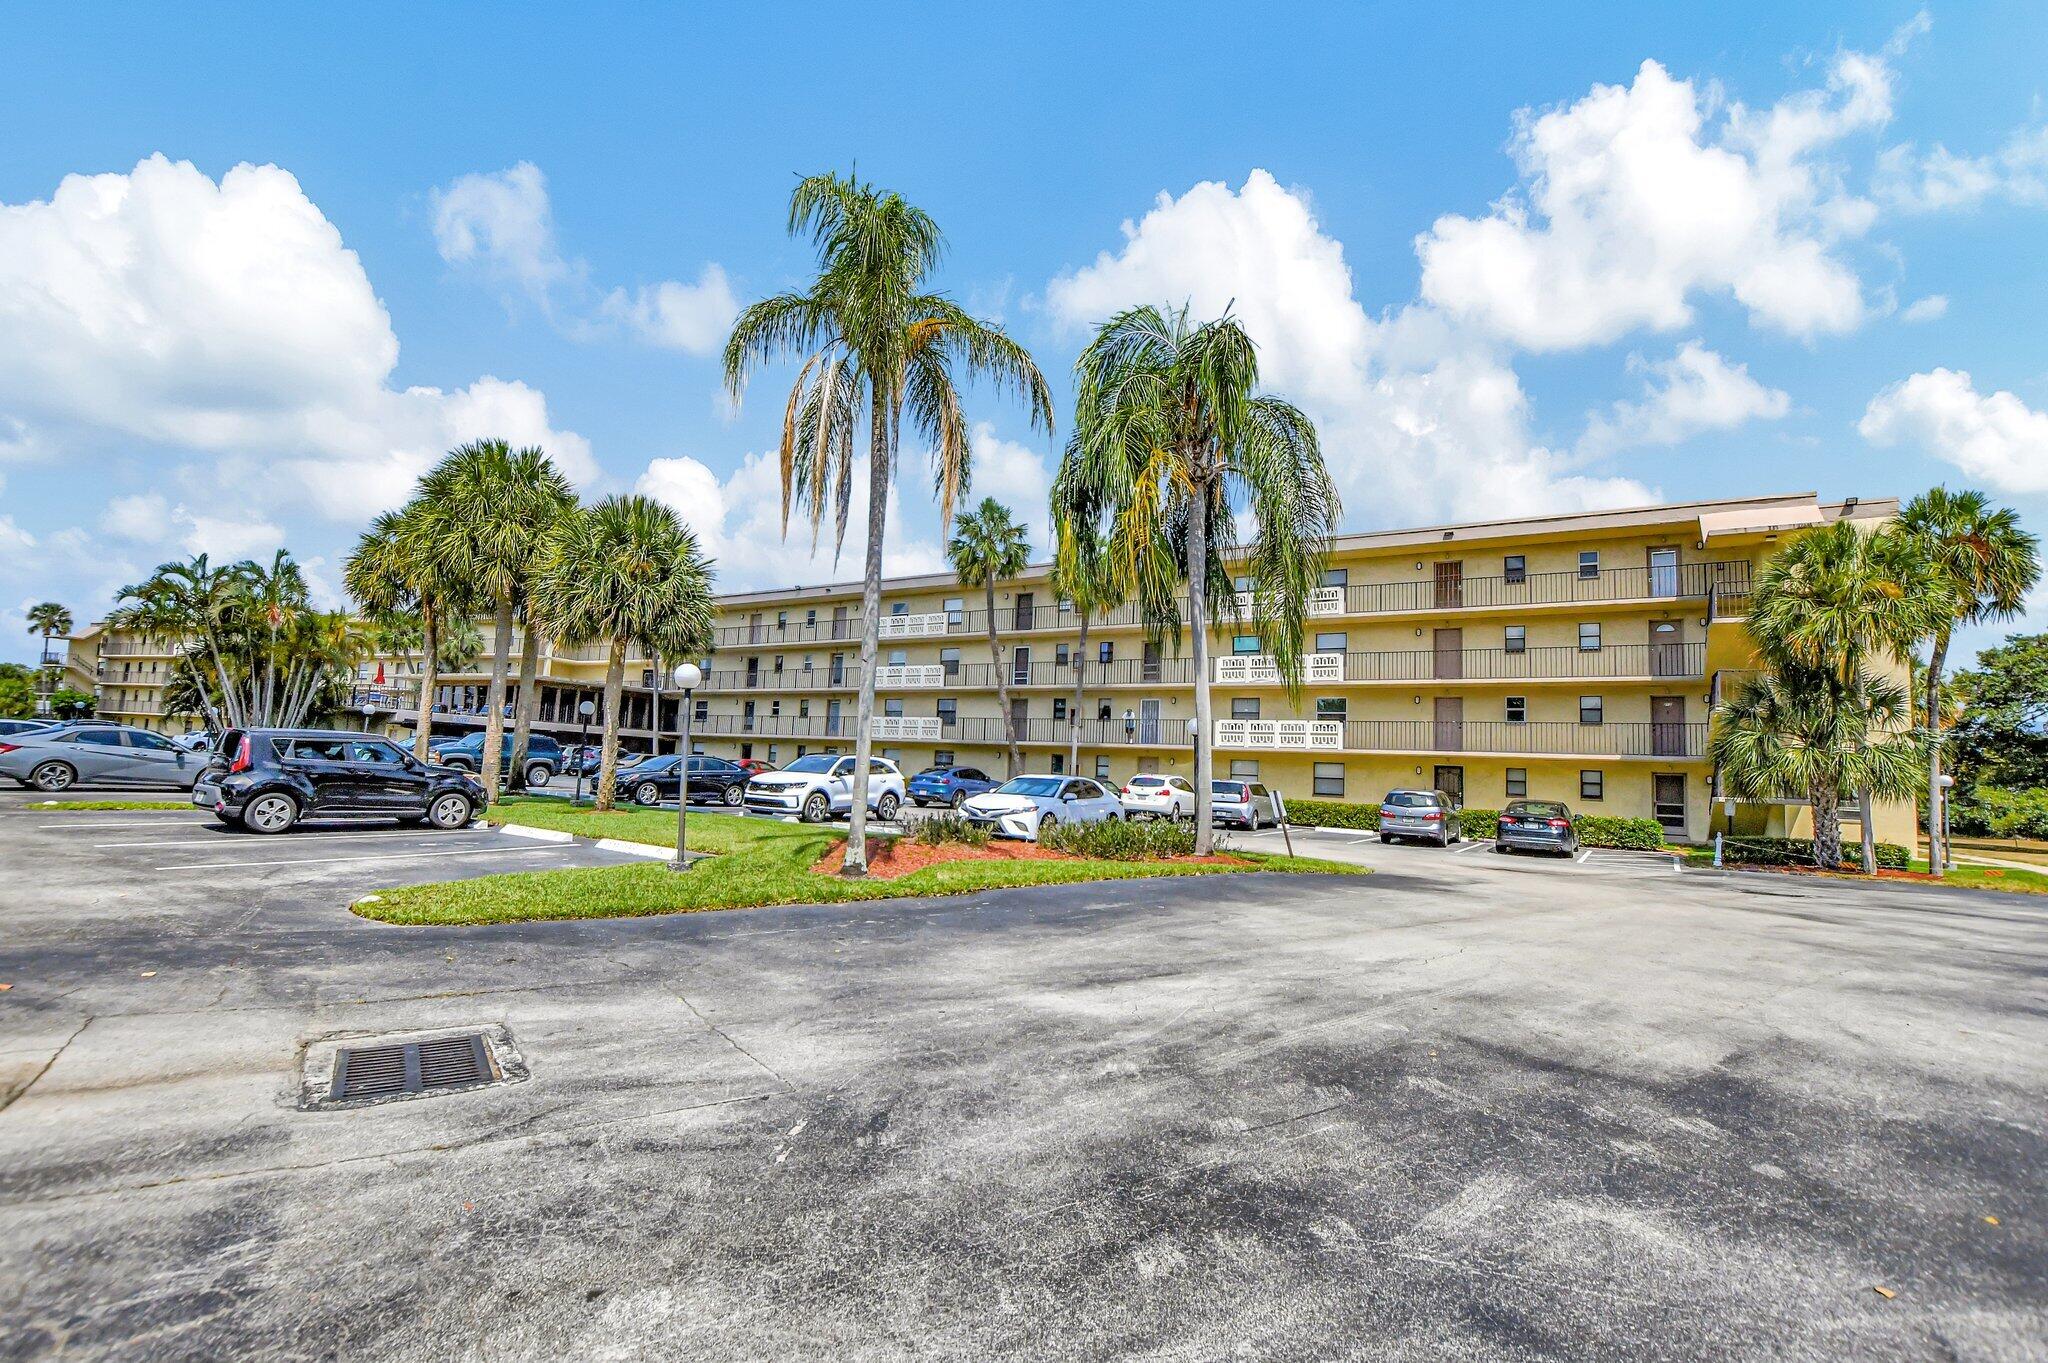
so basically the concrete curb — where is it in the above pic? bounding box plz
[596,838,676,860]
[498,823,573,844]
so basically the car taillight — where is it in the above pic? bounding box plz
[229,735,253,774]
[1548,818,1570,829]
[0,743,16,755]
[1422,810,1442,820]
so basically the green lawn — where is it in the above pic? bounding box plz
[19,798,195,811]
[359,803,1362,926]
[1678,844,2048,895]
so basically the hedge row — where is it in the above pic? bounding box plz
[1720,836,1911,870]
[1950,786,2048,841]
[1280,798,1665,849]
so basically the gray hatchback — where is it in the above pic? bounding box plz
[0,722,205,792]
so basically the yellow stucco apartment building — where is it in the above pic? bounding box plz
[62,491,1917,847]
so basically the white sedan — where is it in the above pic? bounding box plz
[1118,773,1194,819]
[961,775,1124,841]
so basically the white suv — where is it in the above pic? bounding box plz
[744,754,906,823]
[1118,773,1194,819]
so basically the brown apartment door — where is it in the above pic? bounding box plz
[1432,766,1465,807]
[1649,620,1686,677]
[1434,561,1464,609]
[1433,697,1464,751]
[1014,592,1036,631]
[1009,697,1029,742]
[1651,695,1686,757]
[1433,628,1463,679]
[1654,773,1687,836]
[831,605,849,640]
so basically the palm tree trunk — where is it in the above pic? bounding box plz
[1925,628,1951,877]
[507,621,543,793]
[1858,783,1877,873]
[842,393,890,877]
[1187,485,1215,856]
[1811,782,1842,869]
[988,579,1017,778]
[412,599,440,763]
[595,640,626,812]
[1069,613,1087,776]
[263,617,278,726]
[480,592,515,795]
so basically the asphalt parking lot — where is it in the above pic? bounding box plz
[1,786,2042,1361]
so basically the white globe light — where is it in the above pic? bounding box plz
[672,662,704,690]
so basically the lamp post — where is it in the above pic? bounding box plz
[670,662,703,872]
[573,698,596,805]
[1937,773,1956,871]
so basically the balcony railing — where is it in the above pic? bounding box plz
[871,716,942,740]
[1215,718,1345,749]
[1215,652,1346,685]
[698,667,859,693]
[874,664,944,688]
[878,612,950,639]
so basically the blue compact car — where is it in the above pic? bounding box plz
[907,763,1000,808]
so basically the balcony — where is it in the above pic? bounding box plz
[698,667,857,694]
[878,612,950,639]
[871,716,942,740]
[1231,586,1344,617]
[874,664,944,688]
[1215,653,1346,685]
[1215,718,1344,749]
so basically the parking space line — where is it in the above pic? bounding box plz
[1573,848,1592,863]
[37,819,210,830]
[92,828,500,849]
[152,844,572,872]
[1452,838,1493,854]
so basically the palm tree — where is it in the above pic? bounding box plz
[724,171,1052,875]
[1709,665,1926,868]
[110,556,251,729]
[529,496,712,811]
[946,499,1033,777]
[1065,305,1340,853]
[1052,434,1129,778]
[1897,488,2040,876]
[410,440,578,793]
[1743,517,1949,870]
[346,507,474,761]
[25,602,71,713]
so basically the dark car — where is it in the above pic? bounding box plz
[907,764,999,808]
[626,754,751,807]
[429,731,562,786]
[195,729,485,834]
[1494,799,1579,856]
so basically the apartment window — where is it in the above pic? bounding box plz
[1505,767,1528,798]
[740,743,752,759]
[941,647,960,677]
[1232,635,1261,654]
[1230,759,1260,778]
[884,699,904,719]
[1313,762,1346,797]
[802,655,814,671]
[933,749,954,767]
[1506,696,1527,723]
[937,698,957,727]
[1315,697,1347,722]
[1504,554,1527,584]
[1046,753,1064,774]
[773,655,785,674]
[1578,622,1602,652]
[1098,641,1114,665]
[770,700,782,717]
[1579,695,1604,725]
[887,648,907,667]
[1504,625,1526,654]
[1578,551,1600,579]
[1097,701,1113,723]
[1315,632,1347,653]
[776,611,788,629]
[1095,756,1111,780]
[882,749,902,764]
[1580,769,1605,801]
[944,596,964,626]
[805,609,817,627]
[1055,643,1069,667]
[890,601,908,616]
[1233,574,1253,591]
[767,744,779,763]
[1320,567,1348,587]
[797,745,808,757]
[1230,697,1261,719]
[693,699,708,722]
[1052,698,1067,721]
[798,699,810,718]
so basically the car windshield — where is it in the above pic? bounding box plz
[1128,776,1166,787]
[915,767,952,777]
[782,755,839,774]
[1384,791,1437,808]
[1506,801,1570,818]
[1211,781,1249,798]
[995,777,1063,798]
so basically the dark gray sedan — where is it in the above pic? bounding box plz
[1494,799,1579,856]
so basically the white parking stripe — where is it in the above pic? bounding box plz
[38,819,209,830]
[152,844,570,872]
[1573,848,1592,863]
[1452,838,1494,854]
[92,828,496,849]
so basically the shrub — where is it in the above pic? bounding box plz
[1458,807,1500,839]
[1041,816,1215,861]
[1572,815,1667,850]
[1718,836,1911,870]
[913,811,990,848]
[1281,798,1380,831]
[1952,787,2048,841]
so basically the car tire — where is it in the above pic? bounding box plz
[29,760,76,793]
[1494,842,1510,854]
[951,791,967,809]
[428,792,475,830]
[875,792,901,822]
[802,792,829,824]
[241,792,298,834]
[1037,813,1057,840]
[1378,833,1392,843]
[721,783,743,807]
[524,763,551,789]
[634,782,662,806]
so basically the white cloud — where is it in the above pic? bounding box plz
[0,155,597,525]
[636,449,947,592]
[600,266,739,356]
[97,488,282,559]
[429,161,570,298]
[100,493,169,541]
[962,422,1053,551]
[1858,368,2048,493]
[0,516,36,557]
[1415,51,1891,350]
[1875,125,2048,212]
[1899,294,1949,323]
[1578,342,1790,458]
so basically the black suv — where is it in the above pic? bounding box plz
[195,729,486,834]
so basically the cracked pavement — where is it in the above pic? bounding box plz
[0,790,2043,1360]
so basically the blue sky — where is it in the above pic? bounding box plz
[4,2,2046,664]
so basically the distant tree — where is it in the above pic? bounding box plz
[947,498,1033,777]
[47,688,97,720]
[26,604,72,683]
[347,507,476,760]
[1050,448,1128,778]
[1948,632,2048,793]
[0,671,34,718]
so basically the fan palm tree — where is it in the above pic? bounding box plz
[410,440,578,792]
[1064,305,1340,853]
[946,499,1033,777]
[1897,488,2040,875]
[529,496,713,811]
[1743,518,1949,870]
[1050,453,1128,777]
[25,602,71,712]
[723,171,1052,875]
[110,555,251,729]
[346,507,474,761]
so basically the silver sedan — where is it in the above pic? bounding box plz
[0,723,206,792]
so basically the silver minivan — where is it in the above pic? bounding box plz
[1378,788,1462,846]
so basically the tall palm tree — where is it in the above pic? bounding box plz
[110,555,250,729]
[1743,517,1949,870]
[410,440,578,793]
[346,507,474,761]
[724,171,1052,875]
[1897,488,2040,875]
[25,602,72,712]
[1052,433,1129,778]
[946,499,1033,777]
[1065,305,1339,853]
[245,550,309,726]
[529,496,712,811]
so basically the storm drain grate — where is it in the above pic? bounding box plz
[332,1033,495,1101]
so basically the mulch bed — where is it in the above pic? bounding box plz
[809,837,1249,881]
[1727,863,1998,885]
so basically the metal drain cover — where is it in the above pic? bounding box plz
[298,1024,526,1109]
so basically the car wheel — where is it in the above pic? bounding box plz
[29,760,76,793]
[802,792,830,823]
[241,792,298,834]
[1493,842,1510,854]
[721,783,743,806]
[428,792,474,830]
[1378,832,1392,843]
[1037,813,1057,840]
[524,763,550,789]
[634,782,661,806]
[1438,828,1451,847]
[875,792,901,822]
[951,791,968,810]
